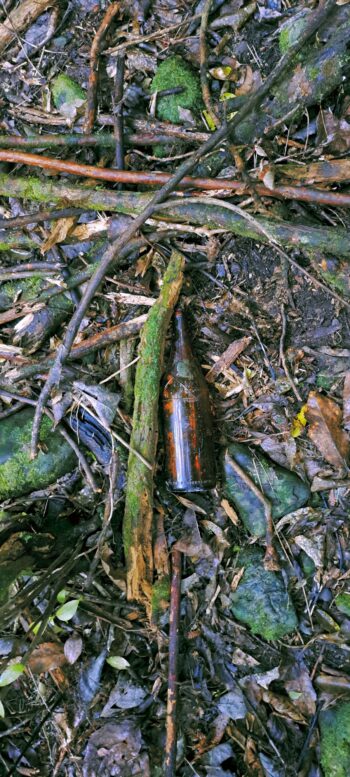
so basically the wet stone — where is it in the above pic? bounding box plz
[230,547,298,641]
[222,442,310,537]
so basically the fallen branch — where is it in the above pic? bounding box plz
[123,250,184,606]
[3,151,350,208]
[84,2,121,134]
[165,548,182,777]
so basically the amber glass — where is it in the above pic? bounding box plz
[162,309,216,492]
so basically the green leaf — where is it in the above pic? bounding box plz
[106,656,130,670]
[56,588,70,604]
[0,700,5,717]
[0,663,25,687]
[55,599,80,622]
[202,110,216,131]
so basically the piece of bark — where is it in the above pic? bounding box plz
[277,158,350,186]
[0,0,54,53]
[123,250,184,607]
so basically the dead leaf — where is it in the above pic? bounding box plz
[294,533,324,569]
[28,642,66,675]
[221,498,239,525]
[236,65,261,96]
[317,108,350,154]
[262,690,306,723]
[231,567,245,592]
[173,510,209,558]
[64,634,83,665]
[41,217,76,253]
[306,391,349,469]
[343,372,350,430]
[83,720,150,777]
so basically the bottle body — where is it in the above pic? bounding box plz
[162,310,216,492]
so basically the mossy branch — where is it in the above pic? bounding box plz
[123,250,184,607]
[0,174,350,268]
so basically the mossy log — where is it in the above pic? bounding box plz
[123,250,184,606]
[0,174,349,271]
[232,5,350,144]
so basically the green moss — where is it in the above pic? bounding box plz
[231,547,298,641]
[150,55,202,124]
[335,593,350,617]
[319,270,349,295]
[320,702,350,777]
[151,576,170,619]
[0,408,76,500]
[278,13,310,53]
[317,374,333,391]
[0,274,44,310]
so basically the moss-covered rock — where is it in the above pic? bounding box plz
[222,443,310,537]
[150,55,202,124]
[230,547,298,641]
[0,408,76,500]
[320,702,350,777]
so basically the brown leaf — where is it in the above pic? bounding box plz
[41,217,76,253]
[306,391,349,469]
[262,690,306,723]
[28,642,67,675]
[343,372,350,431]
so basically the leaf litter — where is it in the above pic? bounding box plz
[0,0,349,774]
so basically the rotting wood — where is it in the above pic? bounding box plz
[123,250,184,607]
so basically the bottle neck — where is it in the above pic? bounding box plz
[173,310,193,360]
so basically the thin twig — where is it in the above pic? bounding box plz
[30,0,337,457]
[200,0,219,129]
[0,206,85,230]
[84,2,121,134]
[165,548,182,777]
[113,54,125,172]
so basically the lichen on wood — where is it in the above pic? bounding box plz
[123,250,184,607]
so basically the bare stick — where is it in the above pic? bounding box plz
[84,3,121,134]
[200,0,219,128]
[165,548,182,777]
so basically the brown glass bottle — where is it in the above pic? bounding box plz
[162,309,216,492]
